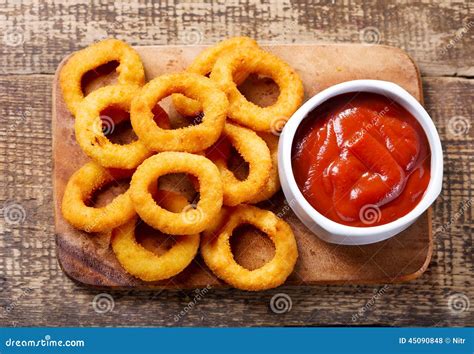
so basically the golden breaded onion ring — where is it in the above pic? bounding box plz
[201,206,231,240]
[201,205,298,291]
[172,36,259,116]
[111,190,200,282]
[210,48,304,132]
[75,84,152,170]
[208,123,271,206]
[61,162,135,232]
[60,39,145,116]
[130,152,223,235]
[131,73,228,153]
[248,133,281,203]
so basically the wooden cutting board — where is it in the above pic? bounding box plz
[52,44,432,288]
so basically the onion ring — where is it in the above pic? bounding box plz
[130,152,223,234]
[210,48,304,132]
[75,84,155,170]
[201,205,298,291]
[60,39,145,116]
[248,133,281,203]
[61,161,135,232]
[201,206,231,240]
[130,73,228,153]
[172,37,259,116]
[111,190,200,282]
[207,123,271,206]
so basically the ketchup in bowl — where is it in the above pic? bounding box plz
[292,92,431,227]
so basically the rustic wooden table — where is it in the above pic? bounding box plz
[0,1,472,327]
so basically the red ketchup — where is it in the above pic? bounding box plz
[292,93,430,227]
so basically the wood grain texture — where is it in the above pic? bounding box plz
[1,74,471,327]
[0,1,472,76]
[0,0,472,327]
[53,43,431,289]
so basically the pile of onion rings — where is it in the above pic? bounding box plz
[60,37,301,289]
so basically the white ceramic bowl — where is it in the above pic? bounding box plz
[278,80,443,245]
